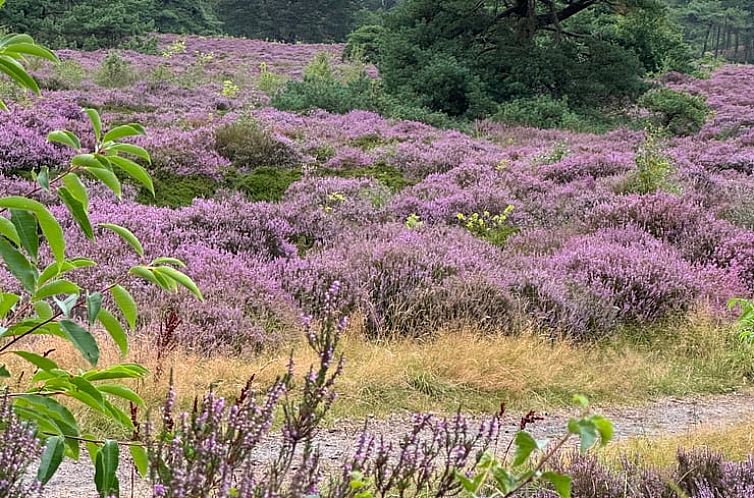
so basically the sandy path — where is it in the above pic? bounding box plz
[44,391,754,497]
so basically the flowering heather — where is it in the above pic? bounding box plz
[533,450,754,498]
[0,396,43,498]
[2,39,754,347]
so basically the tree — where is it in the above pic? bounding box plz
[375,0,685,118]
[216,0,361,42]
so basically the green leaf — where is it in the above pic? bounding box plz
[98,308,128,356]
[154,266,203,300]
[37,436,65,484]
[72,153,105,169]
[98,384,143,407]
[103,123,145,143]
[12,351,58,371]
[0,54,39,94]
[108,156,154,196]
[47,130,80,150]
[60,320,99,367]
[34,279,79,301]
[111,284,137,330]
[38,258,96,287]
[542,472,572,498]
[572,394,589,409]
[0,196,65,262]
[35,166,50,192]
[84,108,102,143]
[0,237,38,291]
[34,300,54,320]
[85,167,122,199]
[11,208,39,260]
[0,364,10,378]
[62,173,89,210]
[86,292,103,328]
[83,363,148,382]
[70,376,105,409]
[59,187,93,239]
[492,466,517,494]
[99,223,143,257]
[0,216,20,245]
[4,42,57,62]
[0,292,19,318]
[95,440,120,497]
[150,256,186,268]
[513,431,544,466]
[84,436,100,467]
[54,294,79,318]
[591,415,614,446]
[130,445,149,478]
[108,143,151,163]
[568,419,599,454]
[128,266,161,287]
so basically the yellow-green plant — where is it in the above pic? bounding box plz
[457,205,516,246]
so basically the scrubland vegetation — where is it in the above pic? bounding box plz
[2,0,754,496]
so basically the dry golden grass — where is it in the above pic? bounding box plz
[5,310,750,437]
[603,418,754,468]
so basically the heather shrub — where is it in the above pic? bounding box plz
[534,450,754,498]
[0,396,43,498]
[214,118,299,170]
[174,194,296,258]
[638,87,710,136]
[288,224,514,337]
[280,176,393,246]
[94,50,137,88]
[513,228,704,338]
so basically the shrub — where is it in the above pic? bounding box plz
[272,69,382,115]
[256,62,288,95]
[228,166,303,202]
[493,96,582,130]
[513,228,704,338]
[622,129,677,194]
[136,173,219,208]
[344,24,385,64]
[214,118,299,170]
[0,396,42,497]
[40,59,84,90]
[638,87,710,136]
[94,50,137,88]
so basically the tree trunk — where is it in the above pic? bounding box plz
[714,23,722,57]
[702,22,712,56]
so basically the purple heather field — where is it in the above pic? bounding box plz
[2,35,754,353]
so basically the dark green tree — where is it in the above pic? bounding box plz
[376,0,687,118]
[216,0,360,42]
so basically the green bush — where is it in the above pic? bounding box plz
[214,118,299,170]
[622,129,678,194]
[344,24,385,64]
[40,59,85,90]
[272,69,382,115]
[94,50,137,88]
[493,96,582,129]
[638,88,709,136]
[228,167,302,202]
[137,173,219,208]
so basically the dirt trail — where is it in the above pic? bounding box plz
[45,391,754,498]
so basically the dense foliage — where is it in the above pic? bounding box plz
[0,0,218,48]
[366,0,691,120]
